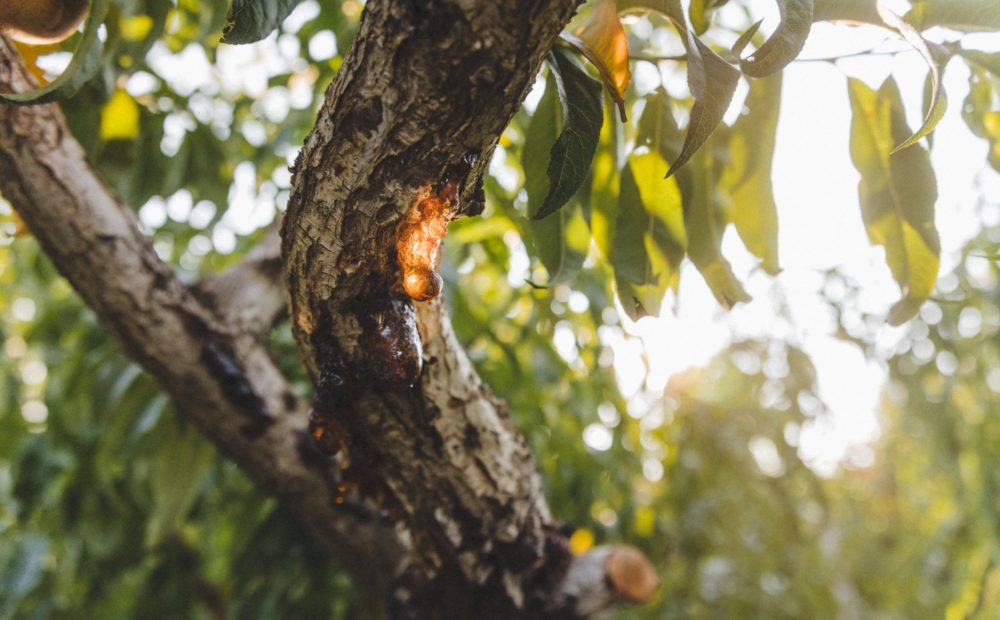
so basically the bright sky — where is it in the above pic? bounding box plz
[606,12,1000,476]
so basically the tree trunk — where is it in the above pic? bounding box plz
[0,0,656,615]
[280,0,585,614]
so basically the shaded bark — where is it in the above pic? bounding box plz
[0,39,401,605]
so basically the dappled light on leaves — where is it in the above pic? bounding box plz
[4,0,1000,617]
[848,78,940,325]
[100,89,141,142]
[563,0,632,121]
[734,0,814,78]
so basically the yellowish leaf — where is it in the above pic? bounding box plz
[12,41,61,84]
[563,0,632,121]
[120,15,154,41]
[569,528,595,555]
[100,89,141,142]
[633,505,656,537]
[11,211,32,238]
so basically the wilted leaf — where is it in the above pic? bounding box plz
[848,78,940,325]
[222,0,301,44]
[684,145,751,309]
[736,0,813,78]
[0,0,109,105]
[612,152,686,319]
[721,73,782,274]
[562,0,632,121]
[100,89,141,142]
[876,2,949,153]
[529,46,604,221]
[904,0,1000,32]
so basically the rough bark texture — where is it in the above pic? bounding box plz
[281,0,586,616]
[1,0,656,615]
[0,39,401,605]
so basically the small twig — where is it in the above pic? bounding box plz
[629,53,687,63]
[629,44,916,66]
[793,47,915,63]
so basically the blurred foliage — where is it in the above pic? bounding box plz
[1,0,1000,618]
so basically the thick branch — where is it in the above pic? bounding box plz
[196,222,287,334]
[0,39,400,604]
[279,0,618,615]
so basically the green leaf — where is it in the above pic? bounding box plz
[618,0,683,17]
[0,535,49,614]
[589,94,625,259]
[904,0,1000,32]
[961,67,1000,173]
[812,0,880,23]
[524,76,560,220]
[0,0,109,105]
[663,15,740,177]
[959,49,1000,77]
[689,0,731,34]
[529,46,604,220]
[522,73,590,283]
[637,89,686,163]
[721,72,782,274]
[627,0,737,178]
[876,3,949,153]
[145,416,215,546]
[684,145,752,309]
[732,20,764,59]
[221,0,302,44]
[848,78,940,325]
[612,152,687,320]
[737,0,813,78]
[523,202,590,285]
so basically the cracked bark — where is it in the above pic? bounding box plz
[2,0,658,615]
[281,0,588,615]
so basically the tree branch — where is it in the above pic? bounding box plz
[278,0,656,615]
[0,38,400,605]
[195,222,287,334]
[2,0,660,612]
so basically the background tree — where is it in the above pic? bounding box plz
[1,0,999,617]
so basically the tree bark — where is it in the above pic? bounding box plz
[1,0,658,615]
[280,0,588,615]
[0,39,401,606]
